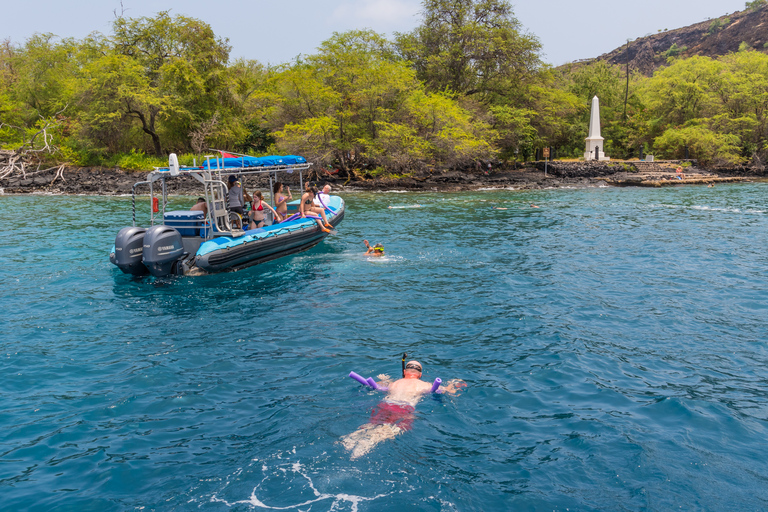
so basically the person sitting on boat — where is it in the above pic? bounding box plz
[314,184,332,207]
[300,186,333,233]
[273,182,293,219]
[249,190,281,229]
[190,197,208,216]
[340,361,466,459]
[363,239,384,256]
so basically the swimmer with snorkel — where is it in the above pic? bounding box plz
[363,239,385,257]
[341,356,466,459]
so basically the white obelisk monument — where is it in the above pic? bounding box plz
[584,96,609,161]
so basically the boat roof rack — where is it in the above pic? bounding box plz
[147,150,312,181]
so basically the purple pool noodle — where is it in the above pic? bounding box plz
[349,371,370,387]
[316,194,337,215]
[430,378,442,393]
[368,377,390,391]
[283,213,322,223]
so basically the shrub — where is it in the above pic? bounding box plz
[654,125,743,165]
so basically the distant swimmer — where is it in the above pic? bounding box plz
[341,360,466,459]
[530,204,540,208]
[493,207,508,210]
[364,239,385,257]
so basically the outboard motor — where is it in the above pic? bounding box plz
[142,225,185,277]
[113,226,149,276]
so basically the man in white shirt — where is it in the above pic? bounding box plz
[314,184,332,207]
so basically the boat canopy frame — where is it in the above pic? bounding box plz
[129,151,313,239]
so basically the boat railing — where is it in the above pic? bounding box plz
[131,180,152,227]
[204,177,239,237]
[138,153,314,236]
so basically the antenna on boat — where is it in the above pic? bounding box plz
[169,153,180,176]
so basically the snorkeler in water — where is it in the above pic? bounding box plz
[363,239,385,257]
[341,360,466,459]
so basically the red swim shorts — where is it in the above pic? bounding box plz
[370,402,416,431]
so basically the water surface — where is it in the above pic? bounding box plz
[1,184,767,511]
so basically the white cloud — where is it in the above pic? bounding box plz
[331,0,421,30]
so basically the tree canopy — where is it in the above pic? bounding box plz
[1,6,766,172]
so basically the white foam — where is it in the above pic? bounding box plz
[208,458,389,511]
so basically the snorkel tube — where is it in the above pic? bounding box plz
[401,353,407,378]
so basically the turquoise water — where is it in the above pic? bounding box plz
[1,184,768,511]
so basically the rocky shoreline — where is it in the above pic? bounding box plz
[0,161,763,196]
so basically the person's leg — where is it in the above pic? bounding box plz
[340,423,401,459]
[312,206,331,227]
[314,218,330,233]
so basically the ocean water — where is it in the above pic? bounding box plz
[1,184,767,511]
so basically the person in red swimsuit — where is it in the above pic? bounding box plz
[341,360,466,459]
[248,190,281,229]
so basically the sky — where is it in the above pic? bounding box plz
[2,0,750,66]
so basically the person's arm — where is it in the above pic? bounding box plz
[439,379,467,395]
[364,239,374,254]
[299,194,308,217]
[264,203,282,222]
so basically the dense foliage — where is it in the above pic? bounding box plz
[1,1,767,172]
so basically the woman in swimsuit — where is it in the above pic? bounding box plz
[249,190,281,229]
[299,187,333,233]
[272,182,293,219]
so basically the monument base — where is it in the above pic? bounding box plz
[584,151,610,161]
[584,136,609,161]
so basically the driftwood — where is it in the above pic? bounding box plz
[1,109,65,181]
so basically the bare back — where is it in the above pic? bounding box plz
[385,378,433,407]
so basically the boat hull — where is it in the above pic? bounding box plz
[195,207,344,273]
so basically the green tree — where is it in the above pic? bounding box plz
[395,0,542,102]
[272,30,495,173]
[711,50,768,159]
[0,39,27,141]
[9,34,78,119]
[641,56,721,134]
[654,125,742,164]
[100,11,231,155]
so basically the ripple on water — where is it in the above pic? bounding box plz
[1,186,768,510]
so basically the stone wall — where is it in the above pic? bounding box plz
[531,161,628,178]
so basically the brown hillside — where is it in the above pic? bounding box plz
[585,4,768,75]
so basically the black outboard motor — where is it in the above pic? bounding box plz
[142,225,185,277]
[113,227,149,276]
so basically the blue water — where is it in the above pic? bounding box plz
[2,184,768,511]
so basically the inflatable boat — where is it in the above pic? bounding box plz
[109,153,344,277]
